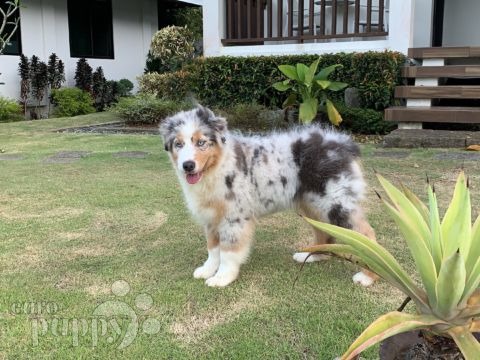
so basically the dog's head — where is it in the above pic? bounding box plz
[160,105,227,185]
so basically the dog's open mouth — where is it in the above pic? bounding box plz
[186,172,203,185]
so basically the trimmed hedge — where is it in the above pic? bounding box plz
[50,88,96,117]
[138,51,404,110]
[138,70,192,101]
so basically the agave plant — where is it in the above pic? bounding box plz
[272,58,347,125]
[302,172,480,359]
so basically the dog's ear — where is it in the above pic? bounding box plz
[196,105,227,136]
[159,116,177,152]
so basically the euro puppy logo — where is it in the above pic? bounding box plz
[161,105,378,287]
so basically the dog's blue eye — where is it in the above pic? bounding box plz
[197,140,206,147]
[175,142,183,149]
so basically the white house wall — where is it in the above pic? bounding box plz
[0,0,158,100]
[203,0,414,57]
[443,0,480,46]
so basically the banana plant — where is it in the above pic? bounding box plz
[272,58,347,125]
[302,172,480,359]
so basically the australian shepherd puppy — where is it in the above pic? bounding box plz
[160,105,378,287]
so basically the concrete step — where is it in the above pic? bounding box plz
[385,106,480,124]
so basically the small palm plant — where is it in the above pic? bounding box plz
[302,172,480,359]
[272,58,347,125]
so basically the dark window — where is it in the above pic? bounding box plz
[1,0,22,55]
[67,0,114,59]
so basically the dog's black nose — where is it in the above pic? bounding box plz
[183,161,196,172]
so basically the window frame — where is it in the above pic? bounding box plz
[67,0,115,60]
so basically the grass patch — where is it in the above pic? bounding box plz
[0,114,479,359]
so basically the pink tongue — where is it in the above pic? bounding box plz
[186,173,202,184]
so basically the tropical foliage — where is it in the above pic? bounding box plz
[272,58,347,125]
[303,172,480,359]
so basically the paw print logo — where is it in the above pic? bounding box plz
[92,280,160,349]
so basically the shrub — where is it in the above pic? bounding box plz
[217,103,286,132]
[50,88,95,117]
[109,95,190,125]
[117,79,134,97]
[138,70,192,101]
[74,58,93,93]
[150,26,195,72]
[184,51,405,110]
[336,103,395,135]
[0,97,22,122]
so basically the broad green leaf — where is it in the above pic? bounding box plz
[303,217,429,309]
[341,312,446,360]
[272,80,291,92]
[305,58,320,86]
[278,65,299,81]
[296,63,309,83]
[316,80,331,90]
[315,63,342,81]
[381,199,438,305]
[441,172,471,259]
[299,98,318,124]
[326,99,342,126]
[282,93,297,108]
[327,81,348,91]
[428,185,443,272]
[466,214,480,274]
[434,251,466,319]
[448,326,480,360]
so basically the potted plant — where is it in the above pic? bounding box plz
[272,58,347,125]
[302,172,480,359]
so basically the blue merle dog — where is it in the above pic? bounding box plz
[160,106,378,287]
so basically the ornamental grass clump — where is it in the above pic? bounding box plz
[303,172,480,359]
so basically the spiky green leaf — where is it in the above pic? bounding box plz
[428,185,443,272]
[303,217,429,309]
[434,251,466,319]
[447,326,480,360]
[465,214,480,274]
[441,172,471,259]
[341,312,446,360]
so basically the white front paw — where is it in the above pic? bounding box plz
[193,264,218,279]
[353,271,374,287]
[293,252,330,263]
[205,271,238,287]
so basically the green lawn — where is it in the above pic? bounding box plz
[0,113,479,359]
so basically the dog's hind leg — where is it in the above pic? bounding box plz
[349,209,379,287]
[205,219,255,287]
[193,227,220,280]
[293,203,332,264]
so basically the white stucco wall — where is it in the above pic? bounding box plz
[412,0,433,47]
[0,0,158,100]
[443,0,480,46]
[203,0,414,57]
